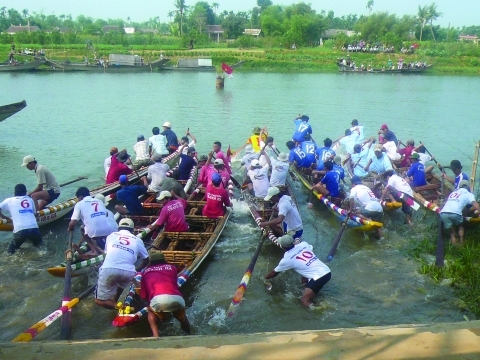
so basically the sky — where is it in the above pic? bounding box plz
[2,0,479,28]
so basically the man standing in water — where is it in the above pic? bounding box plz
[265,235,331,307]
[21,155,60,210]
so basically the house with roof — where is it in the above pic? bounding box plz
[459,35,478,44]
[139,28,159,34]
[243,29,261,37]
[102,25,121,33]
[6,24,41,35]
[206,25,224,42]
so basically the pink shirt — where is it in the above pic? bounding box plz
[140,264,182,301]
[215,150,231,174]
[155,198,189,232]
[106,156,133,184]
[202,184,231,218]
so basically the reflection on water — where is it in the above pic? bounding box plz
[1,72,478,341]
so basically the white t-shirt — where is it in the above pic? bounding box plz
[149,134,169,156]
[275,242,330,281]
[133,140,150,161]
[71,196,116,237]
[101,229,149,272]
[383,141,401,161]
[259,146,277,166]
[388,174,413,196]
[147,162,170,192]
[351,148,370,177]
[241,152,258,168]
[412,151,432,166]
[278,195,303,231]
[441,188,475,215]
[350,125,365,144]
[248,164,270,198]
[106,210,119,232]
[104,156,112,177]
[0,196,38,233]
[349,184,383,212]
[181,140,196,154]
[270,159,289,186]
[340,133,359,154]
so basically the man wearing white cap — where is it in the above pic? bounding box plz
[440,180,480,245]
[269,152,290,187]
[241,145,258,170]
[265,235,331,307]
[133,134,151,170]
[146,191,189,232]
[260,186,303,239]
[21,155,60,210]
[247,148,271,198]
[161,122,179,153]
[95,218,149,309]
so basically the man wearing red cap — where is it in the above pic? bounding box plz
[378,124,398,146]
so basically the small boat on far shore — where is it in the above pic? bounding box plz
[0,57,45,72]
[0,100,27,122]
[337,62,431,74]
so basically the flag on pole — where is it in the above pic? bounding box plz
[222,63,233,77]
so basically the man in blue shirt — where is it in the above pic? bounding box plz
[175,147,197,181]
[315,138,336,171]
[311,161,340,198]
[292,115,312,143]
[301,134,317,168]
[115,175,148,215]
[406,153,427,187]
[286,141,313,169]
[161,121,179,153]
[445,160,469,190]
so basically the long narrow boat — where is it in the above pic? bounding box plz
[0,100,27,122]
[292,165,383,232]
[44,57,170,72]
[337,63,431,74]
[0,57,45,72]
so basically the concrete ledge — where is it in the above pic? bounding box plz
[2,321,480,360]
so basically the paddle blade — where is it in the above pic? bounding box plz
[112,307,148,327]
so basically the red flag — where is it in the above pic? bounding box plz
[227,145,232,160]
[222,62,233,75]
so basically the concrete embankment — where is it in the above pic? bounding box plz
[2,321,480,359]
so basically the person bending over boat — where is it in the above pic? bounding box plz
[95,218,149,310]
[405,153,427,188]
[440,180,480,246]
[349,176,383,238]
[203,173,231,218]
[104,147,118,178]
[380,170,414,225]
[106,149,133,184]
[145,153,170,193]
[156,177,187,200]
[315,138,336,171]
[115,175,148,216]
[133,134,152,170]
[443,160,469,190]
[269,152,290,187]
[68,187,117,256]
[264,235,331,308]
[311,161,341,199]
[149,127,169,157]
[140,251,191,337]
[161,122,180,154]
[147,191,189,232]
[0,184,43,255]
[292,115,312,143]
[350,119,365,144]
[247,154,271,198]
[21,155,60,210]
[260,186,303,239]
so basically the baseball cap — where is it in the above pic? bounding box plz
[162,121,172,128]
[459,180,470,189]
[157,190,172,201]
[214,158,224,165]
[253,127,261,134]
[264,186,280,201]
[374,144,383,152]
[198,155,208,162]
[380,124,388,130]
[152,152,164,161]
[119,218,134,229]
[21,155,35,167]
[277,152,288,162]
[245,145,253,153]
[116,149,130,163]
[410,153,420,160]
[351,175,362,185]
[94,193,109,206]
[119,175,128,184]
[137,134,145,140]
[250,159,261,167]
[211,172,222,185]
[187,147,196,154]
[278,234,294,248]
[149,251,165,261]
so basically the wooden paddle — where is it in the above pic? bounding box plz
[59,176,87,187]
[326,212,351,262]
[435,167,446,267]
[60,231,74,339]
[12,285,96,342]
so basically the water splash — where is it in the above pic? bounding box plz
[207,307,227,328]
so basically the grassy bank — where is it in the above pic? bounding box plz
[2,44,480,74]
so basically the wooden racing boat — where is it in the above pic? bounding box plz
[0,57,45,72]
[0,100,27,122]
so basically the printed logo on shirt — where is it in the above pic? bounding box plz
[91,211,106,218]
[19,209,34,214]
[113,244,134,254]
[207,193,223,201]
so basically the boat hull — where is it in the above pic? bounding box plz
[0,100,27,122]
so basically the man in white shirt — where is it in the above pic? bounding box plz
[260,186,303,239]
[247,156,270,198]
[0,183,43,255]
[95,218,149,309]
[133,135,151,169]
[339,129,359,155]
[146,153,170,192]
[380,170,414,224]
[440,180,480,245]
[180,130,197,155]
[241,145,258,170]
[104,147,118,178]
[149,126,169,157]
[349,176,383,237]
[265,235,331,307]
[270,152,290,186]
[68,187,117,255]
[350,119,365,144]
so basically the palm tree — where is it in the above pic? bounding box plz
[126,16,131,24]
[22,9,29,18]
[212,2,219,14]
[417,5,429,41]
[0,7,7,18]
[366,0,374,16]
[168,10,175,23]
[174,0,188,36]
[428,2,442,41]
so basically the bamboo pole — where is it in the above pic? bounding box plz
[470,141,479,193]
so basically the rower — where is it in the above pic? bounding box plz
[380,170,414,225]
[180,129,197,154]
[0,184,43,255]
[260,186,303,239]
[213,141,231,174]
[144,153,170,192]
[95,218,149,310]
[333,156,346,191]
[292,115,312,143]
[174,146,197,181]
[139,252,191,337]
[346,141,373,178]
[398,139,415,168]
[405,153,427,187]
[104,147,118,178]
[444,160,469,190]
[301,134,318,168]
[248,126,265,152]
[259,136,276,166]
[146,191,189,232]
[133,134,152,170]
[411,144,435,174]
[68,187,117,256]
[440,180,480,246]
[149,126,169,157]
[378,124,398,146]
[264,235,331,308]
[286,141,313,170]
[338,129,359,155]
[364,144,393,176]
[155,177,187,199]
[106,149,133,184]
[311,160,341,199]
[241,145,258,170]
[315,138,336,172]
[350,119,365,144]
[269,152,290,187]
[115,175,148,216]
[161,121,180,154]
[382,132,401,162]
[203,173,231,218]
[21,155,60,210]
[247,153,271,198]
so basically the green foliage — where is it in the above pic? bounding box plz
[236,35,256,48]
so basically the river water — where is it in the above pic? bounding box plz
[1,71,479,341]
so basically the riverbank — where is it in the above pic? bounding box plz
[3,320,480,359]
[2,45,480,74]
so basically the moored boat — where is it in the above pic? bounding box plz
[0,57,45,72]
[0,100,27,122]
[337,62,431,74]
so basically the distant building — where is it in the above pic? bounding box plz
[6,24,40,34]
[459,35,478,44]
[102,25,121,33]
[206,25,224,43]
[322,29,358,39]
[124,27,136,34]
[139,28,159,34]
[243,29,261,37]
[52,27,74,34]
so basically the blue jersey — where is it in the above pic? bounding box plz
[117,185,148,215]
[292,119,312,142]
[455,172,469,190]
[315,147,336,170]
[332,164,345,181]
[289,147,312,168]
[407,162,427,187]
[321,171,340,197]
[301,141,317,165]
